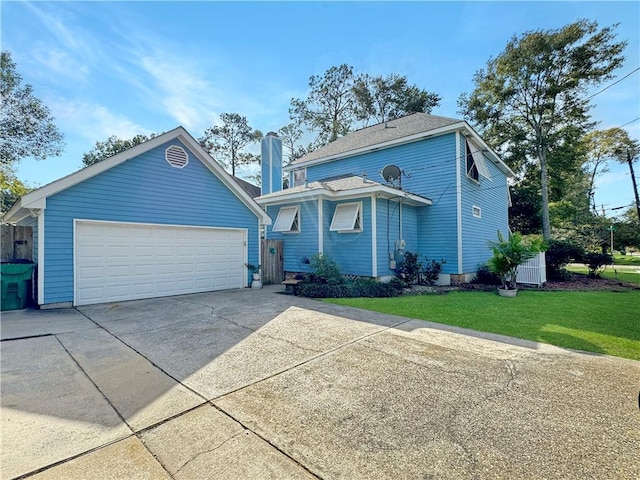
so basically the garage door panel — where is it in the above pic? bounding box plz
[75,222,246,305]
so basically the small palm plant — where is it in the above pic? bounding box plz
[487,231,543,291]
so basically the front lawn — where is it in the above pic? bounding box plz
[325,290,640,360]
[566,265,640,284]
[613,254,640,266]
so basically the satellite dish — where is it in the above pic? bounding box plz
[380,164,402,183]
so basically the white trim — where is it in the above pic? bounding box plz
[318,198,323,254]
[293,168,307,187]
[456,132,463,274]
[72,219,248,306]
[257,184,432,207]
[2,127,271,225]
[371,195,377,277]
[37,210,45,305]
[472,205,482,218]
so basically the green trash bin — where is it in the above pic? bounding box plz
[1,261,34,311]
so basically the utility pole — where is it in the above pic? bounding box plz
[627,149,640,221]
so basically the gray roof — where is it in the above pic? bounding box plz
[256,174,432,206]
[231,176,261,198]
[257,174,381,200]
[290,113,462,165]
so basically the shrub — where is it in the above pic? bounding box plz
[395,251,422,286]
[487,231,544,290]
[296,277,403,298]
[421,258,444,286]
[308,253,345,285]
[582,252,613,278]
[471,264,502,285]
[545,238,585,280]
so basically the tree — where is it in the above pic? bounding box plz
[1,164,32,213]
[82,134,157,167]
[609,132,640,221]
[458,20,626,240]
[199,113,262,176]
[353,73,441,126]
[1,50,64,166]
[278,122,307,164]
[290,64,357,146]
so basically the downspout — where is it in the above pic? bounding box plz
[371,195,377,277]
[318,198,323,255]
[37,209,45,305]
[455,132,463,274]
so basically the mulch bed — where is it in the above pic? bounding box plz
[405,273,639,294]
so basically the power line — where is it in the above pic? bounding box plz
[585,67,640,100]
[619,117,640,129]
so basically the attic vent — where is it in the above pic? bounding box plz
[165,145,188,168]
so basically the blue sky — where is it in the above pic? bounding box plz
[3,1,639,218]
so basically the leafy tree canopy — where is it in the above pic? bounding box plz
[199,113,262,176]
[82,133,158,167]
[458,19,626,239]
[1,50,64,166]
[353,73,440,126]
[1,164,32,214]
[288,65,441,155]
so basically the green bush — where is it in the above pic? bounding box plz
[471,264,502,285]
[296,277,403,298]
[582,252,613,278]
[421,258,444,286]
[395,251,422,286]
[308,253,345,285]
[545,238,585,280]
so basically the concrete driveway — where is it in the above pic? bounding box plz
[1,286,638,479]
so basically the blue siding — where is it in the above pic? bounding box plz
[266,201,319,273]
[460,148,509,272]
[323,198,373,276]
[43,139,261,304]
[375,199,418,277]
[308,133,460,273]
[261,134,283,195]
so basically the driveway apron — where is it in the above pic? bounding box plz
[1,285,638,479]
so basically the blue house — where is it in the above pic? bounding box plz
[256,113,514,285]
[2,127,271,308]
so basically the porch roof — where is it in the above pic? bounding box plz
[256,174,432,207]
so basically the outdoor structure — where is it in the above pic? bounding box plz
[1,127,271,308]
[256,113,515,285]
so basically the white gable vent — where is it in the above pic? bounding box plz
[165,145,188,168]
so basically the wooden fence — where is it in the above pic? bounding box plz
[1,225,33,261]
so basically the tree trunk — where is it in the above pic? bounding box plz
[627,150,640,221]
[539,151,552,240]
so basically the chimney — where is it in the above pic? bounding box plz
[261,132,283,196]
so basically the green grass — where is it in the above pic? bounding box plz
[613,254,640,266]
[325,290,640,360]
[566,265,640,284]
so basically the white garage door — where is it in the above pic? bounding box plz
[75,221,246,306]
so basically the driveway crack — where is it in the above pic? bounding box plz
[172,431,246,476]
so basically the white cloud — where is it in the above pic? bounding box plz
[50,98,151,142]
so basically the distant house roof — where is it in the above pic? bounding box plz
[256,174,432,207]
[231,176,261,198]
[285,112,514,177]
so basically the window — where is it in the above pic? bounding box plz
[272,206,300,233]
[466,141,479,181]
[472,205,482,218]
[330,202,362,233]
[293,168,307,187]
[466,140,492,181]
